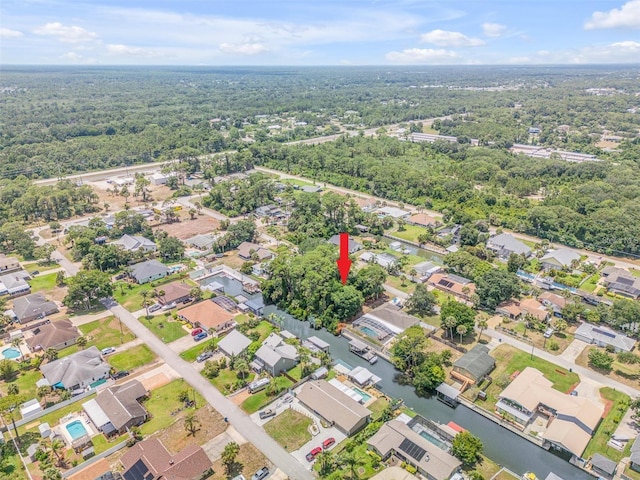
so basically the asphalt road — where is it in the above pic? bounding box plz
[100,298,315,480]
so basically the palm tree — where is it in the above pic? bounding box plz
[443,316,457,339]
[235,358,249,380]
[476,312,489,340]
[7,384,19,396]
[221,441,240,474]
[184,411,200,436]
[11,338,23,362]
[50,438,66,467]
[554,318,568,333]
[409,268,417,282]
[190,287,203,302]
[44,348,58,362]
[76,336,87,347]
[316,450,334,476]
[140,289,152,318]
[38,385,52,405]
[340,451,361,479]
[457,324,468,343]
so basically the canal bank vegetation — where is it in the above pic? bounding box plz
[583,387,631,462]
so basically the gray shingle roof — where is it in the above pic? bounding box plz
[12,293,58,321]
[129,260,169,282]
[218,329,251,356]
[591,453,617,475]
[574,323,635,352]
[541,248,581,267]
[95,380,147,430]
[453,344,495,380]
[113,234,155,251]
[630,435,640,464]
[40,346,110,389]
[487,233,531,256]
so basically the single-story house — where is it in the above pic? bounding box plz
[328,234,362,254]
[538,292,567,316]
[602,270,640,300]
[150,172,171,185]
[376,206,410,219]
[177,300,235,336]
[40,346,111,390]
[407,213,438,229]
[0,270,31,297]
[12,293,59,323]
[305,336,330,353]
[237,242,274,261]
[412,261,442,281]
[367,420,461,480]
[540,249,581,271]
[629,435,640,472]
[129,260,170,284]
[244,296,265,316]
[452,345,495,383]
[360,252,398,269]
[574,323,635,352]
[0,254,20,273]
[353,303,420,345]
[217,329,252,357]
[298,380,371,436]
[186,233,219,251]
[496,300,522,320]
[486,233,532,259]
[520,298,550,322]
[300,185,322,193]
[254,204,284,218]
[83,380,148,436]
[590,453,617,479]
[156,282,192,306]
[427,273,476,301]
[26,319,80,352]
[113,234,156,252]
[496,367,603,457]
[253,333,299,376]
[120,437,212,480]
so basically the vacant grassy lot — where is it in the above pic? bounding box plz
[472,345,579,409]
[58,316,135,358]
[28,272,58,292]
[141,315,188,343]
[576,345,640,389]
[583,388,631,462]
[385,275,416,295]
[368,396,390,421]
[241,377,294,413]
[113,274,184,311]
[108,344,156,371]
[390,224,425,243]
[264,409,312,451]
[581,273,601,293]
[504,320,575,355]
[0,369,43,403]
[140,379,205,436]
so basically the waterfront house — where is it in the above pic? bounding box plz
[252,333,298,376]
[452,345,495,384]
[129,260,169,284]
[177,300,235,336]
[486,233,531,260]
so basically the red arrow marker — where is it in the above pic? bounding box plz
[336,232,352,285]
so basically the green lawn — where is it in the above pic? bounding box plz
[385,275,416,295]
[235,314,250,324]
[28,272,58,292]
[24,262,59,274]
[390,225,426,243]
[368,397,390,421]
[92,432,129,454]
[113,274,184,311]
[58,316,135,358]
[108,345,156,371]
[287,365,303,381]
[318,442,380,479]
[241,377,294,413]
[140,315,188,343]
[208,368,255,394]
[630,269,640,278]
[251,320,276,342]
[581,274,601,293]
[140,379,204,436]
[180,338,218,362]
[583,388,631,462]
[1,369,43,404]
[264,409,312,451]
[282,178,314,187]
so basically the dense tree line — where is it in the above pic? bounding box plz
[261,244,386,331]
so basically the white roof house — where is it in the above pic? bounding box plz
[540,248,581,270]
[347,366,381,387]
[360,252,398,269]
[113,234,156,252]
[376,206,411,218]
[574,323,635,352]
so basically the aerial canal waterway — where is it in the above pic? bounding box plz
[265,305,591,480]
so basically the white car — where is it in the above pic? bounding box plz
[148,303,161,313]
[101,347,116,355]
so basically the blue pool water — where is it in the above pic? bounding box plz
[419,429,449,450]
[66,420,88,440]
[352,387,372,403]
[360,326,378,338]
[2,348,20,359]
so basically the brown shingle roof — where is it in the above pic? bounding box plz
[26,319,79,351]
[178,300,234,330]
[157,282,192,305]
[408,213,438,227]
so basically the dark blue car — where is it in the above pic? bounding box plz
[193,331,208,342]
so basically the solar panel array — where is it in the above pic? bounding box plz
[438,279,454,288]
[399,438,426,462]
[123,459,154,480]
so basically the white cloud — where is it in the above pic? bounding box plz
[33,22,98,43]
[585,0,640,29]
[59,52,97,64]
[507,40,640,64]
[219,42,269,55]
[106,44,165,57]
[0,28,23,39]
[385,48,459,64]
[420,29,484,47]
[482,22,507,37]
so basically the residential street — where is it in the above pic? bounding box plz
[100,299,315,480]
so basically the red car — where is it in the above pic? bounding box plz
[191,328,203,336]
[322,437,335,449]
[305,447,322,462]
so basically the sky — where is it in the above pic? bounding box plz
[1,0,639,65]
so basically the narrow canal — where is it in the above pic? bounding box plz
[264,305,591,480]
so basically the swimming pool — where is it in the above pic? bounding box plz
[360,326,378,338]
[1,348,20,360]
[419,429,449,451]
[65,420,88,441]
[352,387,372,403]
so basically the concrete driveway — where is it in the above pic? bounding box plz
[559,338,589,363]
[168,333,200,353]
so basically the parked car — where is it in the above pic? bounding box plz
[162,302,177,310]
[251,467,269,480]
[282,394,294,404]
[193,332,208,342]
[148,303,161,313]
[306,447,322,462]
[322,437,335,449]
[31,270,40,276]
[191,328,204,336]
[112,370,130,380]
[101,347,116,355]
[196,351,214,363]
[259,409,276,420]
